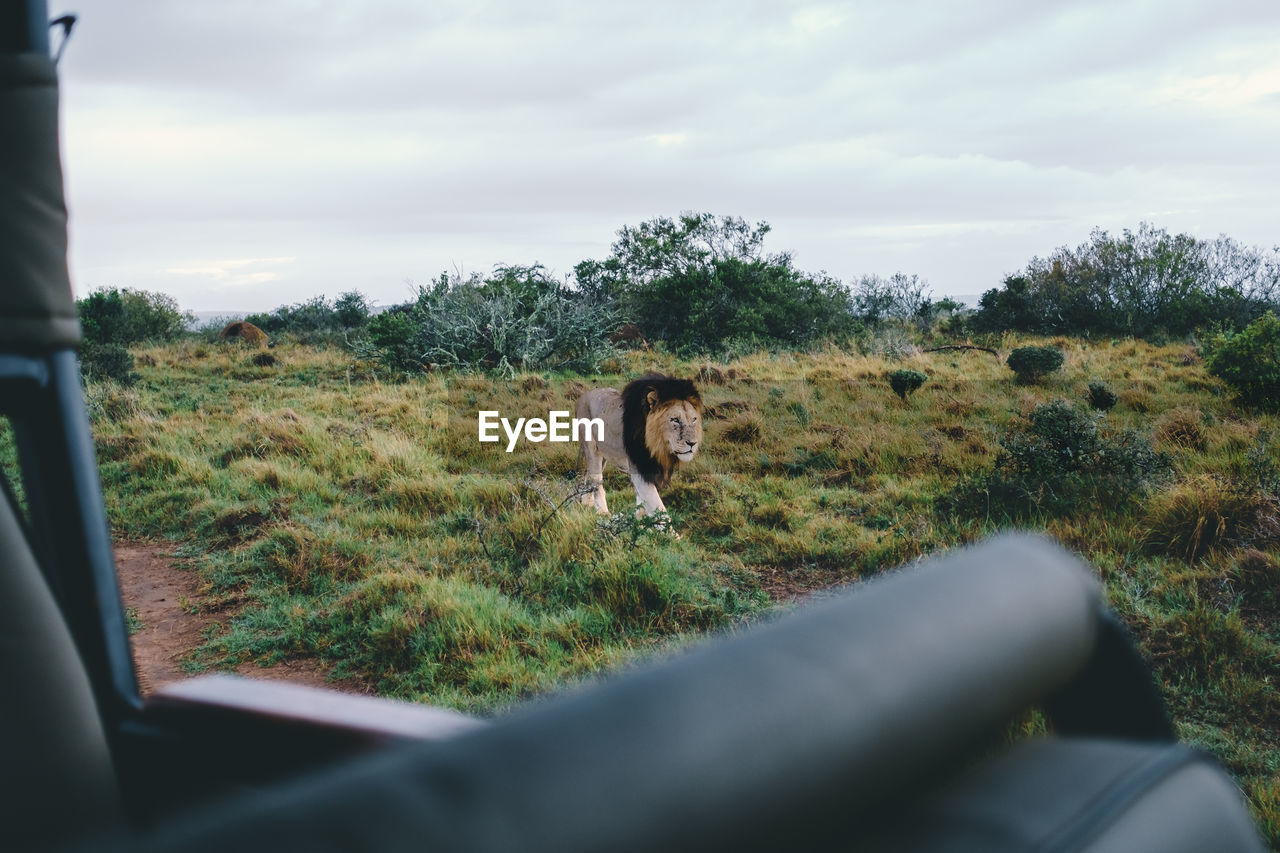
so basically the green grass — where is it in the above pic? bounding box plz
[90,335,1280,844]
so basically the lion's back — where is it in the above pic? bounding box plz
[576,387,621,422]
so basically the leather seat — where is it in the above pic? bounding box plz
[0,488,123,847]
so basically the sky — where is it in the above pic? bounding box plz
[50,0,1280,313]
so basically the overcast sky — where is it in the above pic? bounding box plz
[50,0,1280,313]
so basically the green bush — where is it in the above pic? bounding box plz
[364,310,417,370]
[75,287,184,385]
[79,342,138,386]
[973,224,1280,338]
[1006,346,1064,383]
[1086,380,1118,410]
[575,213,858,354]
[1204,311,1280,407]
[357,266,618,373]
[887,368,927,401]
[948,399,1168,517]
[245,291,371,343]
[333,291,371,329]
[77,287,190,346]
[627,257,855,354]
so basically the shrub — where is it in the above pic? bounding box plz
[363,310,417,369]
[77,287,190,346]
[1203,311,1280,407]
[1006,346,1064,383]
[1241,430,1280,497]
[887,369,927,401]
[948,399,1168,517]
[575,213,858,354]
[973,223,1280,338]
[333,291,371,329]
[357,267,618,373]
[1086,380,1118,410]
[245,291,371,343]
[78,342,138,386]
[622,257,854,355]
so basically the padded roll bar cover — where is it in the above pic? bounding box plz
[105,534,1102,852]
[0,496,122,846]
[862,737,1265,852]
[0,53,80,350]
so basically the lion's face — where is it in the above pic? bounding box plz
[647,399,702,464]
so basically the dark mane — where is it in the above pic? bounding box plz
[621,374,702,487]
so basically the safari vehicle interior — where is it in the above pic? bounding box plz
[0,2,1267,850]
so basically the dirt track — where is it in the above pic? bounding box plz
[114,542,367,695]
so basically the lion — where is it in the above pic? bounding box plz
[575,374,703,519]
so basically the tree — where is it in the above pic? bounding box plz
[334,291,371,329]
[75,287,188,386]
[575,212,856,353]
[77,287,190,346]
[973,224,1280,338]
[612,212,773,282]
[850,273,933,325]
[246,292,372,340]
[575,213,776,303]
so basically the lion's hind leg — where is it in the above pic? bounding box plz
[580,446,609,514]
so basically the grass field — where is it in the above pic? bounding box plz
[86,334,1278,843]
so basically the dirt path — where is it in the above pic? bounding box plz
[113,541,834,698]
[114,542,368,695]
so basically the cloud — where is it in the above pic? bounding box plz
[49,0,1280,311]
[647,133,689,147]
[164,257,296,288]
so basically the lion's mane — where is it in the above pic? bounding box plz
[620,374,702,489]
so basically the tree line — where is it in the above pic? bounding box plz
[76,213,1280,380]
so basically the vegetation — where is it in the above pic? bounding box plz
[1006,345,1065,383]
[949,398,1170,517]
[357,266,617,374]
[849,272,939,327]
[1204,311,1280,408]
[242,291,371,345]
[887,369,927,401]
[575,214,860,355]
[81,330,1279,842]
[69,216,1280,842]
[974,223,1280,338]
[354,214,939,365]
[1086,380,1118,411]
[76,287,192,385]
[78,287,192,346]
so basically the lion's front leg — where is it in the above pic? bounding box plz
[628,468,666,517]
